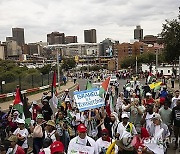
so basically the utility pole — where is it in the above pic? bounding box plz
[156,50,158,70]
[135,56,138,75]
[56,48,60,90]
[179,56,180,89]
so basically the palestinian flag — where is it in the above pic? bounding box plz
[99,77,110,97]
[51,71,58,108]
[85,80,92,90]
[13,88,24,115]
[147,72,155,84]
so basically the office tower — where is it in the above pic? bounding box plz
[65,36,77,44]
[47,32,65,45]
[12,28,25,46]
[84,29,97,43]
[134,25,143,41]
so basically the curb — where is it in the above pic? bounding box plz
[2,83,77,111]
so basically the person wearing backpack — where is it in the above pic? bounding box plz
[31,114,45,154]
[44,120,60,143]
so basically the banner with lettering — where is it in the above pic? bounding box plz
[74,88,105,111]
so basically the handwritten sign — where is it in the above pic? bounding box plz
[74,88,105,111]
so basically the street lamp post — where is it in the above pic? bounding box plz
[56,48,60,90]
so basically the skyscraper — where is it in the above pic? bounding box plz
[134,25,143,41]
[84,29,97,43]
[12,28,25,46]
[65,36,77,44]
[47,32,65,45]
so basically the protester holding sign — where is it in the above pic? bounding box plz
[67,124,97,154]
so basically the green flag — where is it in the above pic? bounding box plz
[86,81,93,90]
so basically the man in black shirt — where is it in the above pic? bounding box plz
[171,99,180,150]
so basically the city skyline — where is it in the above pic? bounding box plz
[0,0,179,43]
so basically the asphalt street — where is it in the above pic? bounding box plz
[27,78,177,153]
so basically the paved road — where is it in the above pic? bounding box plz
[76,78,178,154]
[28,78,177,153]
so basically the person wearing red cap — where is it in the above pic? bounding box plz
[50,141,64,154]
[67,124,97,154]
[95,129,118,153]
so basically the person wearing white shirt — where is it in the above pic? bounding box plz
[116,92,124,113]
[67,124,97,154]
[171,90,180,109]
[13,119,29,153]
[96,128,118,154]
[116,113,137,140]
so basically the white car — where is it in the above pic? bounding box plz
[110,75,118,84]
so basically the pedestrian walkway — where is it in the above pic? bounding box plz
[0,81,76,111]
[167,80,179,93]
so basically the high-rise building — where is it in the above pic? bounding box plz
[65,36,77,44]
[84,29,96,43]
[47,32,65,45]
[134,25,143,41]
[12,28,25,46]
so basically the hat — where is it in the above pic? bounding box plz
[77,124,87,133]
[17,119,25,124]
[13,111,19,115]
[101,128,109,135]
[8,135,18,143]
[65,89,69,92]
[146,92,152,96]
[37,114,43,119]
[160,97,165,104]
[152,113,161,120]
[121,113,129,119]
[32,100,37,105]
[46,120,55,127]
[50,141,64,154]
[43,99,48,102]
[116,132,133,151]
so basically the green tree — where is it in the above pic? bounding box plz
[160,9,180,62]
[39,64,51,75]
[62,58,76,71]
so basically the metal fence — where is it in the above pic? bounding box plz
[0,72,63,94]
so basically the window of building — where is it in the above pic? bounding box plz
[168,70,170,73]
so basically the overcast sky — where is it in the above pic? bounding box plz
[0,0,179,43]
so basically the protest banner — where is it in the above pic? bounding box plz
[74,88,105,111]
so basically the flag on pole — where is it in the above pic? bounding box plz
[149,82,162,89]
[51,71,58,108]
[85,80,93,90]
[99,77,110,97]
[13,88,24,114]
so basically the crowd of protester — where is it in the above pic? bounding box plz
[0,73,179,154]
